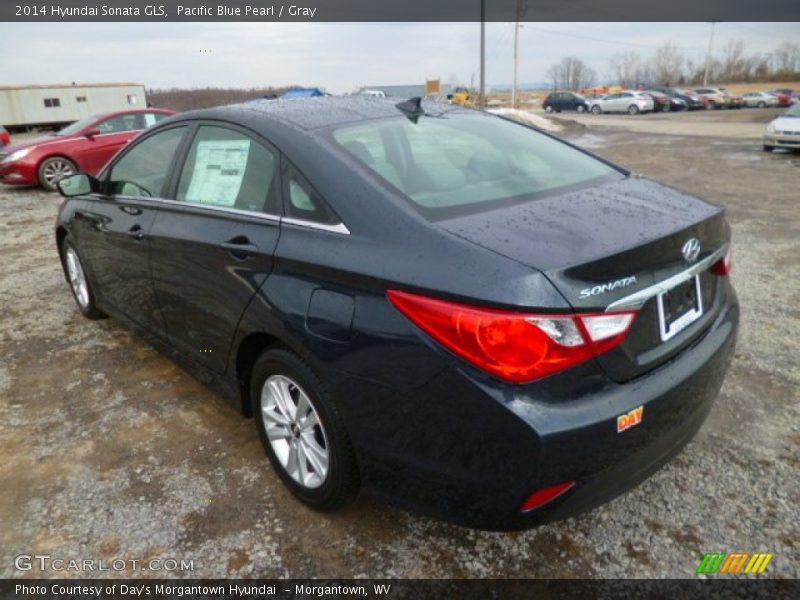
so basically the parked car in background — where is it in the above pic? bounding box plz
[0,126,10,148]
[693,88,730,110]
[651,87,702,110]
[764,102,800,152]
[767,89,797,104]
[765,90,795,107]
[360,90,386,98]
[54,96,738,529]
[718,89,743,109]
[543,91,590,113]
[0,108,175,190]
[589,91,654,115]
[641,91,671,112]
[742,92,779,108]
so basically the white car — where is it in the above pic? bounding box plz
[764,103,800,152]
[743,92,779,108]
[589,91,654,115]
[360,89,386,98]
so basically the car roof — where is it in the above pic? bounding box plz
[172,96,468,132]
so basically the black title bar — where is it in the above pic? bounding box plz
[4,0,800,22]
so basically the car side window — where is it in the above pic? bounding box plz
[107,126,186,197]
[96,113,143,134]
[283,164,342,226]
[175,125,278,213]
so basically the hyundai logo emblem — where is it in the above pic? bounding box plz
[682,238,701,263]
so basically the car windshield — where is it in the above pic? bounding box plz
[783,103,800,117]
[332,113,622,216]
[56,115,102,135]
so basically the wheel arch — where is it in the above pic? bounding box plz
[235,332,288,417]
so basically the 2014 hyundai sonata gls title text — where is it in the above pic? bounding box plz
[55,97,738,530]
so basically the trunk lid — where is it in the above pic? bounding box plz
[441,176,730,382]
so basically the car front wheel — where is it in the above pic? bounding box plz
[61,237,105,319]
[591,105,602,115]
[38,156,77,191]
[577,105,586,113]
[544,105,553,113]
[628,105,640,115]
[252,348,360,510]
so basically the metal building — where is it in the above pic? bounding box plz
[0,83,147,130]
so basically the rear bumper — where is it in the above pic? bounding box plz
[330,290,738,530]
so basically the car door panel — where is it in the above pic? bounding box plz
[148,123,282,373]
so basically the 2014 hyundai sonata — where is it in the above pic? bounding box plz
[55,97,738,529]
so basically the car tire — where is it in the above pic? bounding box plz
[757,102,766,108]
[591,105,602,115]
[252,348,360,511]
[577,105,586,113]
[38,156,77,191]
[763,145,775,152]
[61,237,105,319]
[628,105,640,115]
[661,105,670,112]
[544,105,553,113]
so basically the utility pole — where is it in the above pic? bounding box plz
[479,0,486,109]
[703,21,718,87]
[512,0,526,109]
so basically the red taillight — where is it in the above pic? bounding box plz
[711,247,732,276]
[520,481,576,512]
[387,290,637,383]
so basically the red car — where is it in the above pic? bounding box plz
[0,126,10,148]
[0,108,174,190]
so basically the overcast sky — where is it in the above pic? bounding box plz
[1,22,797,93]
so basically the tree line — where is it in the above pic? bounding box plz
[546,40,800,91]
[145,86,298,110]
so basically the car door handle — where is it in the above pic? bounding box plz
[128,224,146,240]
[221,237,259,259]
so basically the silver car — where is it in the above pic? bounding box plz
[764,102,800,151]
[589,91,654,115]
[743,92,779,108]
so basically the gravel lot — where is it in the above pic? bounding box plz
[1,109,798,579]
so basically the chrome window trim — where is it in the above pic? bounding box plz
[97,195,350,234]
[605,243,728,312]
[281,216,350,235]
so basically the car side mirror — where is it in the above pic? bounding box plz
[84,128,101,138]
[57,173,99,197]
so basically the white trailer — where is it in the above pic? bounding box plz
[0,83,147,130]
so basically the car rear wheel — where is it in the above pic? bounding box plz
[763,145,775,152]
[757,102,766,108]
[252,348,360,510]
[61,237,105,319]
[591,105,602,115]
[38,156,77,191]
[628,105,640,115]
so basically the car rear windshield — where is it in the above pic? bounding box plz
[331,113,622,216]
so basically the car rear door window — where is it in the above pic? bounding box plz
[107,126,186,197]
[176,125,278,214]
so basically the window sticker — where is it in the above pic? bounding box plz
[185,139,250,206]
[143,113,156,127]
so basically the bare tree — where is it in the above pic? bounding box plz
[651,43,685,86]
[546,57,596,90]
[609,52,641,88]
[773,41,800,75]
[721,40,748,81]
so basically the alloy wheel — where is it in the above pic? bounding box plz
[65,247,89,309]
[42,159,75,187]
[260,374,329,489]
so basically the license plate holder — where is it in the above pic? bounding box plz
[657,275,703,342]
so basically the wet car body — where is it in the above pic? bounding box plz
[54,97,738,529]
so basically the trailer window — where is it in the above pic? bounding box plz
[43,98,61,108]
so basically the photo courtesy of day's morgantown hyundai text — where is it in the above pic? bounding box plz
[54,96,738,529]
